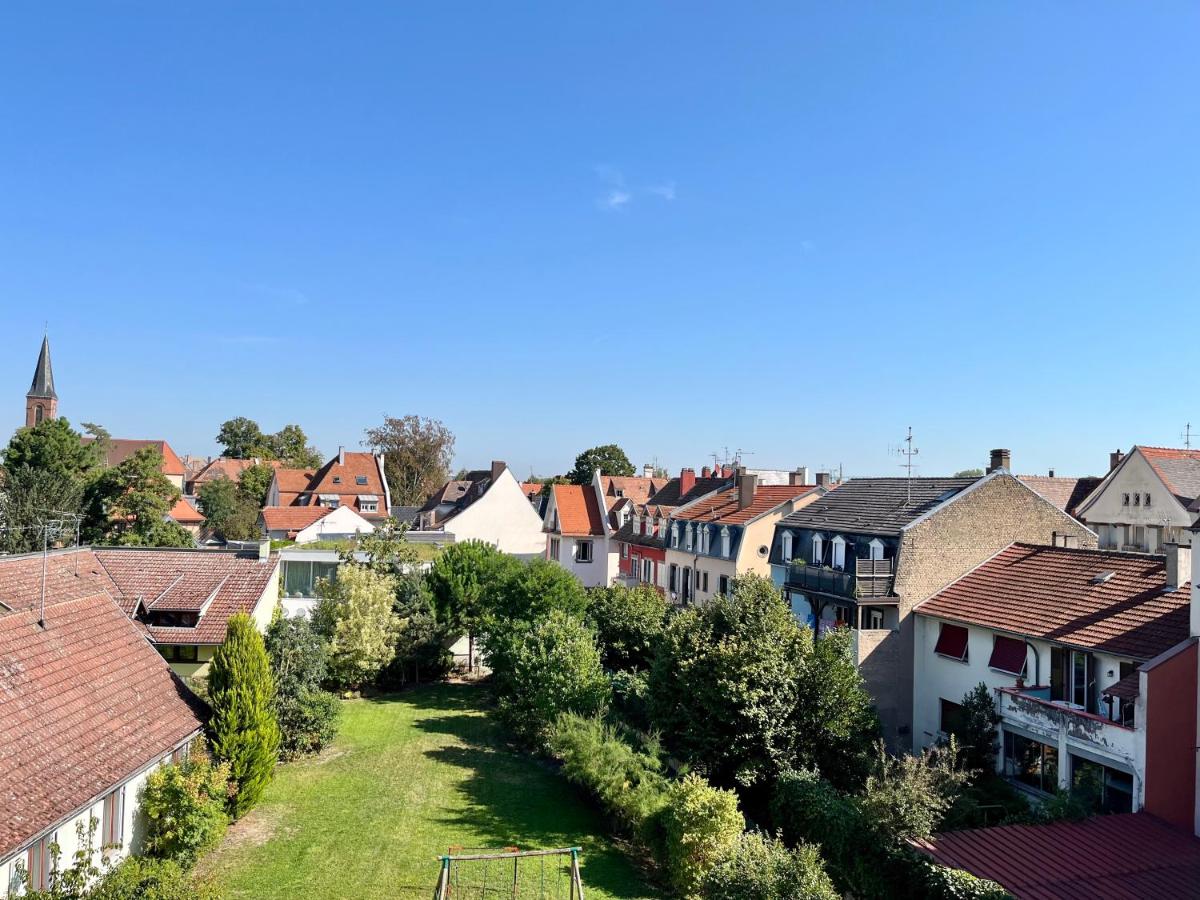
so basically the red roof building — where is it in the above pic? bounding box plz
[265,447,390,524]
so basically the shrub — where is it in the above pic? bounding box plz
[491,611,611,747]
[701,831,838,900]
[610,668,652,730]
[207,613,281,817]
[548,713,668,837]
[265,616,341,758]
[141,749,230,866]
[313,562,403,689]
[659,773,745,899]
[860,738,970,841]
[584,584,668,672]
[91,856,226,899]
[274,688,341,759]
[948,684,1000,774]
[382,571,452,688]
[908,856,1012,900]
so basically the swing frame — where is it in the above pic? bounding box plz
[433,846,585,900]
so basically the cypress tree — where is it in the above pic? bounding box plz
[208,612,281,817]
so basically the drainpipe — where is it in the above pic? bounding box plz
[1024,639,1040,686]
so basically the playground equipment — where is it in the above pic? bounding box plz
[433,846,585,900]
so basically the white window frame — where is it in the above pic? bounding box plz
[812,534,824,565]
[721,526,731,558]
[642,558,653,582]
[685,524,694,551]
[781,530,794,562]
[671,523,679,548]
[102,785,126,849]
[621,543,629,559]
[832,535,846,570]
[576,540,594,564]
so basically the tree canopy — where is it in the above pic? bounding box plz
[82,446,193,547]
[363,414,455,506]
[215,417,322,468]
[568,444,635,484]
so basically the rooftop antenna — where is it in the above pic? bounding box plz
[893,426,920,503]
[734,448,753,467]
[1183,423,1193,450]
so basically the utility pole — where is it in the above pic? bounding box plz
[894,426,920,503]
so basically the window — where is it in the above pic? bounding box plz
[549,537,561,561]
[831,535,846,570]
[332,476,342,484]
[102,786,126,848]
[934,623,969,662]
[940,699,967,737]
[159,645,199,663]
[720,527,731,558]
[988,636,1028,676]
[27,831,55,891]
[811,534,824,565]
[700,570,709,592]
[685,525,694,551]
[1004,732,1058,794]
[669,564,678,592]
[359,499,378,513]
[1051,647,1096,712]
[621,543,629,559]
[671,524,679,548]
[1132,492,1140,506]
[781,530,793,562]
[642,558,653,583]
[868,538,884,561]
[681,568,692,603]
[699,526,709,554]
[576,540,593,563]
[1144,493,1152,508]
[1070,756,1133,814]
[35,404,44,424]
[865,607,885,629]
[718,575,730,596]
[1122,493,1130,506]
[356,475,369,485]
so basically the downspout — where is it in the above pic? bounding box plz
[1024,639,1040,686]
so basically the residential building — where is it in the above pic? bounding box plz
[664,470,824,605]
[915,542,1196,822]
[84,438,188,492]
[413,462,545,557]
[0,563,204,895]
[769,455,1096,747]
[24,334,57,429]
[611,467,733,591]
[260,504,375,543]
[1075,445,1200,551]
[166,496,205,538]
[184,456,282,495]
[265,447,391,524]
[1016,472,1102,523]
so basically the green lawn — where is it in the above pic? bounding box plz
[199,683,661,900]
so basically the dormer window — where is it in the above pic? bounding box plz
[685,524,694,551]
[721,526,730,557]
[698,526,708,554]
[671,523,680,548]
[812,534,824,566]
[832,535,846,570]
[782,530,794,562]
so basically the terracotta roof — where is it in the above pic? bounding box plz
[1138,445,1200,504]
[550,485,606,536]
[1017,475,1102,518]
[779,477,978,536]
[916,543,1191,660]
[168,497,204,525]
[0,551,121,613]
[261,505,333,532]
[84,438,186,477]
[307,452,385,500]
[673,484,820,526]
[93,548,278,645]
[0,589,204,860]
[599,475,667,506]
[273,466,318,505]
[911,813,1200,899]
[189,457,281,487]
[521,483,544,497]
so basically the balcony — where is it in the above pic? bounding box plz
[996,686,1136,762]
[785,558,895,601]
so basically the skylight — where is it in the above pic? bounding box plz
[1091,572,1115,585]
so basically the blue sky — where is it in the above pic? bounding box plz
[1,3,1197,480]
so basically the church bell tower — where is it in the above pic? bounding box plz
[25,334,58,428]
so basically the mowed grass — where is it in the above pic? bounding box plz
[200,683,661,900]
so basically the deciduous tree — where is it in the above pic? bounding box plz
[215,417,268,459]
[363,414,455,506]
[568,443,634,484]
[82,447,192,547]
[313,563,403,690]
[585,584,668,672]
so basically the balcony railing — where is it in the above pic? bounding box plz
[785,558,895,600]
[996,686,1136,761]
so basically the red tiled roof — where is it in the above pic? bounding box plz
[0,591,204,859]
[673,484,819,526]
[84,438,186,477]
[261,505,333,532]
[1017,475,1102,518]
[307,452,385,499]
[1138,445,1200,503]
[551,485,606,536]
[911,813,1200,899]
[600,475,667,506]
[917,543,1191,660]
[520,483,544,497]
[190,457,282,487]
[273,467,317,505]
[168,497,204,525]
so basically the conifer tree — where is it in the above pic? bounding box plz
[207,613,281,817]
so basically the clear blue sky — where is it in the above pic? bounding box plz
[2,3,1197,480]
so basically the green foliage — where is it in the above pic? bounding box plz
[701,831,839,900]
[3,416,100,480]
[215,418,320,468]
[490,610,611,747]
[647,575,812,787]
[942,772,1037,830]
[381,571,452,688]
[909,857,1012,900]
[659,773,745,899]
[237,462,276,507]
[0,463,85,554]
[950,683,1000,774]
[142,749,231,866]
[313,562,403,689]
[351,517,420,572]
[16,818,104,899]
[790,627,881,790]
[548,713,669,838]
[216,418,268,459]
[207,614,281,817]
[861,738,970,842]
[266,424,322,469]
[363,414,455,506]
[91,856,226,899]
[952,468,985,478]
[82,447,187,546]
[198,477,254,541]
[265,616,341,758]
[610,668,652,730]
[426,540,504,640]
[585,583,668,672]
[487,556,588,624]
[567,443,635,484]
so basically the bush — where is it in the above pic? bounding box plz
[548,713,668,838]
[610,669,652,731]
[490,611,611,747]
[141,749,230,867]
[585,584,668,672]
[275,688,341,759]
[207,614,281,817]
[860,738,970,841]
[313,563,403,690]
[265,616,340,758]
[659,773,745,899]
[948,684,1000,774]
[382,572,452,688]
[701,831,838,900]
[91,856,225,899]
[909,856,1012,900]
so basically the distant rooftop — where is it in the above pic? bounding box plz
[778,477,979,536]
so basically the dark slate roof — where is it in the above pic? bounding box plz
[418,471,492,516]
[390,506,420,525]
[645,476,732,509]
[611,521,665,549]
[27,335,56,400]
[778,477,979,536]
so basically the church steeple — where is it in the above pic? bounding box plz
[25,334,58,428]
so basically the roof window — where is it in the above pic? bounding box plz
[356,475,369,485]
[332,476,342,484]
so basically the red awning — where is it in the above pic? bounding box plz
[934,623,969,661]
[988,635,1027,675]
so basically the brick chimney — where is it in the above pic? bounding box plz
[789,466,810,486]
[680,467,696,496]
[1165,542,1191,591]
[491,460,506,482]
[338,445,346,465]
[815,472,832,488]
[1110,449,1125,471]
[701,466,712,478]
[737,471,757,509]
[987,448,1011,474]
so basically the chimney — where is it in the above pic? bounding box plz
[491,460,506,482]
[789,466,811,486]
[702,466,712,478]
[737,472,757,509]
[680,467,697,496]
[1110,449,1125,471]
[643,463,655,478]
[1165,542,1191,591]
[338,445,346,466]
[815,471,832,488]
[1048,468,1055,478]
[257,540,271,560]
[987,448,1011,474]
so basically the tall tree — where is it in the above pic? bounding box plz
[238,461,276,506]
[268,424,322,468]
[198,476,261,541]
[426,540,505,671]
[216,417,269,459]
[0,464,86,554]
[568,444,634,484]
[3,416,100,481]
[208,613,281,817]
[313,563,403,689]
[363,414,455,506]
[82,446,192,546]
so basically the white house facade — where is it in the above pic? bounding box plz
[1077,446,1200,552]
[415,463,546,558]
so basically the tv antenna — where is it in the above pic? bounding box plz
[893,426,920,503]
[1183,423,1193,450]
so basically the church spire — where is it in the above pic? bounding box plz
[25,334,58,428]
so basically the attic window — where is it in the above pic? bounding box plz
[988,636,1028,676]
[934,623,969,662]
[332,476,342,485]
[356,475,369,486]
